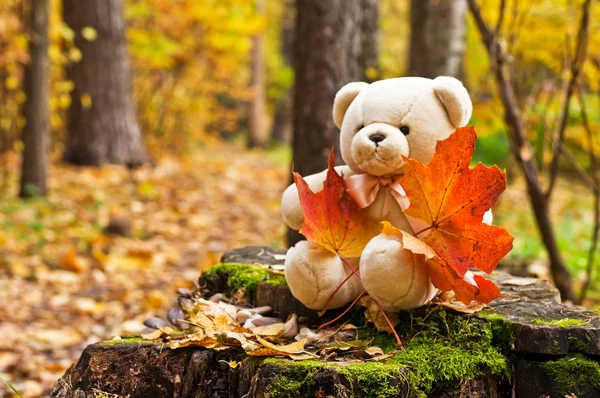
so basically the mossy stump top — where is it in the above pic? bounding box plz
[52,246,600,398]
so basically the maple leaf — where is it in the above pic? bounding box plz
[293,149,380,258]
[399,126,513,304]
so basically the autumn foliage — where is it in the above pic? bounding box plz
[293,150,379,258]
[293,127,513,307]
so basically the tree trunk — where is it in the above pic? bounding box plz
[20,0,49,198]
[408,0,467,79]
[271,0,295,145]
[428,0,467,79]
[288,0,362,246]
[408,0,430,77]
[247,0,269,148]
[359,0,380,82]
[62,0,148,167]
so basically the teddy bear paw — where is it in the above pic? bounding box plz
[284,241,363,310]
[360,233,439,312]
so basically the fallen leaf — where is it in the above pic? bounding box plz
[359,296,400,334]
[501,277,538,286]
[400,127,514,304]
[352,346,385,359]
[433,298,488,314]
[289,353,320,361]
[256,335,307,354]
[141,329,163,340]
[294,149,380,258]
[220,360,240,369]
[251,322,285,336]
[59,247,88,273]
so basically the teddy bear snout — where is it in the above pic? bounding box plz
[369,133,386,146]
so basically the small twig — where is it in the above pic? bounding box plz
[495,0,507,36]
[546,0,591,199]
[506,0,532,54]
[577,86,600,303]
[468,0,578,302]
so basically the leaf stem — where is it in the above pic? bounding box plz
[320,260,360,314]
[319,290,367,330]
[339,256,361,278]
[372,298,404,349]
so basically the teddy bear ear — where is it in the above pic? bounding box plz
[333,82,369,129]
[432,76,473,128]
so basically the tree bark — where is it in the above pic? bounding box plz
[62,0,149,167]
[408,0,430,77]
[20,0,49,198]
[428,0,467,79]
[408,0,467,79]
[247,0,269,148]
[360,0,380,82]
[271,0,295,145]
[288,0,362,246]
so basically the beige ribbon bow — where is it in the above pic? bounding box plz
[345,173,430,235]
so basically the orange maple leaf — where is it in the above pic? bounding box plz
[293,149,380,258]
[400,126,513,304]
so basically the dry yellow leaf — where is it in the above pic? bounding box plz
[251,323,285,336]
[59,247,88,273]
[141,329,163,340]
[255,336,306,354]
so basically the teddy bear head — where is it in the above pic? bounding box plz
[333,77,473,176]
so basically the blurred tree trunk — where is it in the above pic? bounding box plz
[408,0,467,79]
[20,0,49,198]
[63,0,148,167]
[360,0,380,82]
[408,0,430,76]
[271,0,295,145]
[428,0,467,79]
[288,0,362,246]
[248,0,269,148]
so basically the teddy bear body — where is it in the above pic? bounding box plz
[281,77,474,312]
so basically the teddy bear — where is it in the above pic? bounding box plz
[281,76,481,312]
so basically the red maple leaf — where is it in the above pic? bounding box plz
[293,149,380,258]
[400,126,513,304]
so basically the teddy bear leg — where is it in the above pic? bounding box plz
[360,233,439,312]
[284,241,363,310]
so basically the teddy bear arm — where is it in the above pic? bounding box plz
[281,165,355,230]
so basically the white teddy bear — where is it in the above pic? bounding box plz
[281,76,483,312]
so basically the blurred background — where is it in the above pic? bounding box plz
[1,0,599,395]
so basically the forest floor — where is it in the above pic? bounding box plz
[0,145,597,397]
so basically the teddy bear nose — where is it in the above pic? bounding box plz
[369,134,386,145]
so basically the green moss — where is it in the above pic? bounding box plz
[265,359,326,398]
[540,354,600,395]
[568,335,592,352]
[478,311,516,355]
[202,262,286,299]
[265,311,509,398]
[338,361,405,397]
[532,318,589,328]
[99,336,154,346]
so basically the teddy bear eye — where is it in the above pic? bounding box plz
[400,126,410,136]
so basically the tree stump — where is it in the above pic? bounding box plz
[52,246,600,398]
